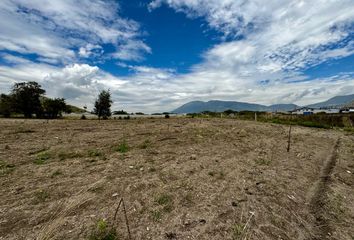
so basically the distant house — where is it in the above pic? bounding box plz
[341,108,354,113]
[291,107,315,115]
[291,107,340,115]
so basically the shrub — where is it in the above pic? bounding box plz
[81,114,87,120]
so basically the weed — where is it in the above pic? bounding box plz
[114,141,129,153]
[89,219,118,240]
[34,151,51,164]
[88,149,103,157]
[255,158,271,166]
[155,194,172,205]
[0,160,15,176]
[34,190,49,203]
[151,210,162,222]
[51,169,63,178]
[208,171,225,179]
[155,193,174,213]
[58,151,84,160]
[231,223,244,240]
[139,139,151,149]
[343,127,354,134]
[181,192,194,206]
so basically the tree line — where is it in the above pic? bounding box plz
[0,81,112,119]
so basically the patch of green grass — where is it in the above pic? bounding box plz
[88,149,103,157]
[231,223,244,240]
[34,151,51,165]
[89,219,118,240]
[58,151,84,160]
[155,193,174,213]
[34,190,49,203]
[0,160,15,176]
[114,141,129,153]
[255,158,271,166]
[155,194,172,205]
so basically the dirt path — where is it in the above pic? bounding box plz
[309,138,340,240]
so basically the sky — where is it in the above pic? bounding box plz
[0,0,353,113]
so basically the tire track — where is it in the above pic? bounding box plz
[309,138,340,240]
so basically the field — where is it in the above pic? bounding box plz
[0,118,353,240]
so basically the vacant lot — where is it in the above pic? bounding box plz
[0,118,353,240]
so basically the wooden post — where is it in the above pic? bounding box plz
[287,125,292,152]
[255,112,257,121]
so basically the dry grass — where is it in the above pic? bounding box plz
[0,118,353,239]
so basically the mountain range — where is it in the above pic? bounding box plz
[172,94,354,114]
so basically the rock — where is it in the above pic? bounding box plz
[112,193,118,197]
[190,154,197,160]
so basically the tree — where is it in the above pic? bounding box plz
[93,90,112,120]
[11,81,45,118]
[42,98,67,119]
[0,94,13,117]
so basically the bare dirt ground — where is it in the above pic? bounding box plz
[0,118,353,240]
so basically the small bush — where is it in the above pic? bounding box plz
[81,114,87,120]
[89,219,118,240]
[165,114,170,119]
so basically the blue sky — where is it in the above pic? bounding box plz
[0,0,353,112]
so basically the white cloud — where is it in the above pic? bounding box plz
[0,0,150,63]
[0,1,353,113]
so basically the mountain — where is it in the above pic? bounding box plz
[172,100,298,113]
[307,94,354,108]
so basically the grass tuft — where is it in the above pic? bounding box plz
[34,151,51,164]
[88,219,118,240]
[0,160,15,176]
[114,141,129,153]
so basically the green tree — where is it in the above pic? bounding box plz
[93,90,112,120]
[11,82,45,118]
[0,94,13,117]
[42,98,67,119]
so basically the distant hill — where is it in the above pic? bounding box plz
[307,94,354,108]
[66,104,86,113]
[172,94,354,114]
[172,100,298,114]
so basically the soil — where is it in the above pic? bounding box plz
[0,118,353,240]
